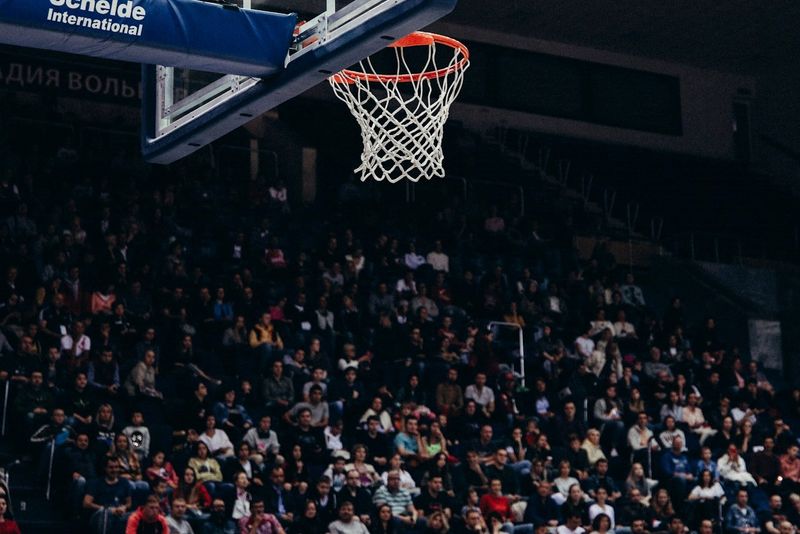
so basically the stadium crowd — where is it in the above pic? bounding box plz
[1,142,800,534]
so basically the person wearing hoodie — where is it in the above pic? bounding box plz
[126,495,170,534]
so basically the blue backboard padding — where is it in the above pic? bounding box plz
[0,0,296,76]
[142,0,458,164]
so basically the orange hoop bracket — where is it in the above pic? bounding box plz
[330,31,469,84]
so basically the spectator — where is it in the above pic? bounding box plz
[328,501,369,534]
[126,495,170,533]
[373,470,418,529]
[168,497,195,534]
[83,456,132,534]
[724,489,759,534]
[238,499,285,534]
[0,495,20,534]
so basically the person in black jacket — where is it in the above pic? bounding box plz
[262,466,296,527]
[64,432,97,517]
[335,469,373,526]
[523,481,561,529]
[290,499,324,534]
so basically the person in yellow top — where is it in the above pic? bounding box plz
[249,312,284,373]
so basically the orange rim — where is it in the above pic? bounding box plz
[330,31,469,85]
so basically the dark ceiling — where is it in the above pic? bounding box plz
[444,0,800,76]
[258,0,800,76]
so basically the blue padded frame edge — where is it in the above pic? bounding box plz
[141,0,458,164]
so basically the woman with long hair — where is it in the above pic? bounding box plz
[173,467,212,522]
[422,421,450,458]
[0,495,21,534]
[370,503,400,534]
[291,500,323,534]
[145,450,179,489]
[424,510,450,534]
[345,444,380,487]
[553,460,580,505]
[109,433,150,495]
[561,484,590,528]
[650,488,675,530]
[687,469,724,528]
[188,441,223,493]
[284,444,311,494]
[420,453,455,497]
[624,463,652,505]
[589,513,613,534]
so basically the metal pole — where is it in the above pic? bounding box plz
[1,380,8,436]
[647,440,653,480]
[46,438,55,500]
[518,326,525,389]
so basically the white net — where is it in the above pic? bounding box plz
[329,33,469,183]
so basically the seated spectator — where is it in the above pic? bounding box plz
[167,497,194,534]
[126,495,169,533]
[189,442,224,492]
[344,444,379,487]
[122,410,150,462]
[588,487,615,529]
[0,495,20,534]
[124,349,163,399]
[724,488,759,534]
[436,368,464,417]
[243,415,281,468]
[214,387,254,445]
[465,372,495,420]
[200,415,235,460]
[686,469,723,526]
[558,511,587,534]
[373,470,419,529]
[659,436,694,503]
[284,385,328,429]
[650,489,676,531]
[146,450,179,489]
[174,467,212,523]
[719,445,756,488]
[561,484,590,528]
[109,433,151,497]
[478,478,514,530]
[328,501,368,534]
[83,456,132,534]
[581,429,606,468]
[779,444,800,494]
[585,459,621,503]
[239,499,285,534]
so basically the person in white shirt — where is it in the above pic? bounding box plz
[574,327,595,360]
[242,415,280,466]
[231,472,252,521]
[558,512,587,534]
[403,243,426,270]
[426,240,449,273]
[613,310,637,340]
[61,320,91,358]
[588,487,615,528]
[718,445,756,486]
[199,415,234,459]
[589,310,615,337]
[464,372,495,418]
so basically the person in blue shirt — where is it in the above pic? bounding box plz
[694,446,720,480]
[660,435,694,504]
[724,488,760,534]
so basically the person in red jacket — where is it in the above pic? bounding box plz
[0,495,21,534]
[479,478,517,530]
[126,495,170,534]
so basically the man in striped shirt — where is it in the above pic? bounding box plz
[372,470,419,529]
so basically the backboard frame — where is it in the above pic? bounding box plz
[142,0,458,164]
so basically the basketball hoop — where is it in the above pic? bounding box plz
[329,31,469,183]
